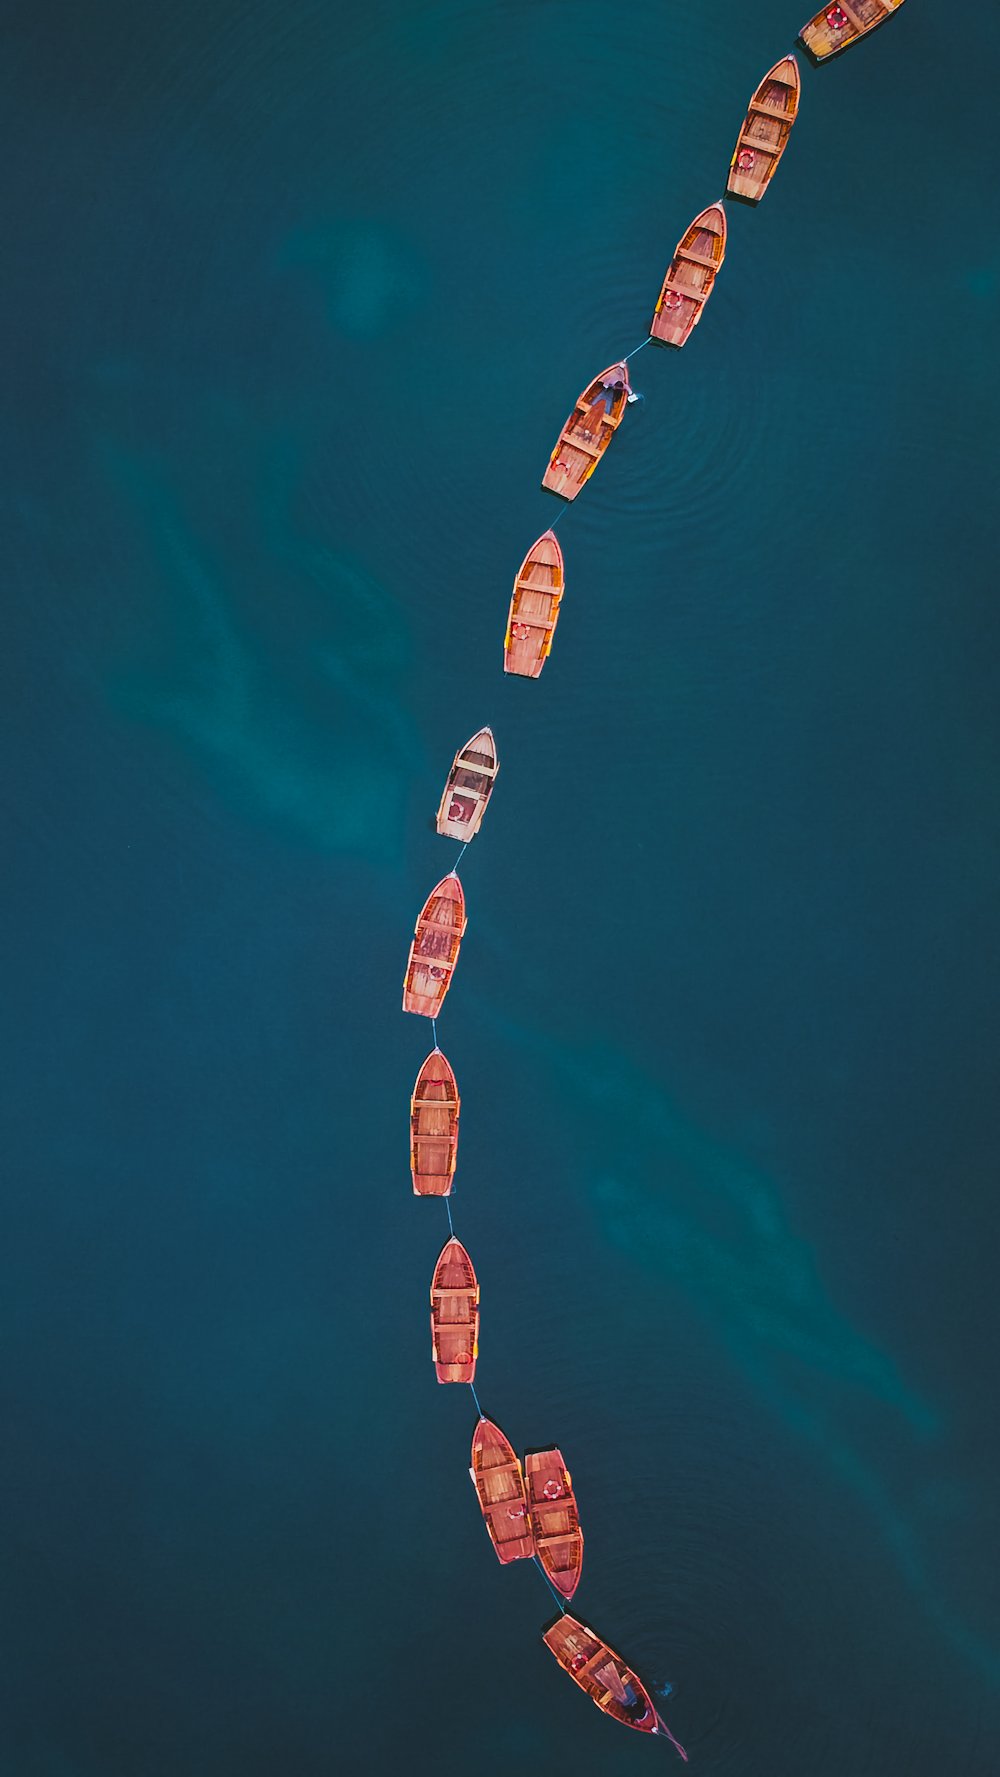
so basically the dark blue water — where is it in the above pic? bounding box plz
[1,1,998,1771]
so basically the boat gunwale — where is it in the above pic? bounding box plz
[797,0,902,63]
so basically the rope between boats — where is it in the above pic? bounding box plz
[533,1554,568,1615]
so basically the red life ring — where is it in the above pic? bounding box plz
[570,1652,588,1672]
[507,1504,525,1520]
[737,148,756,171]
[542,1478,564,1500]
[511,622,531,641]
[428,966,446,981]
[827,4,847,24]
[453,1350,472,1365]
[664,290,683,310]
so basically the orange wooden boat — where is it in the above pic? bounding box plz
[410,1048,459,1196]
[524,1446,583,1599]
[504,531,565,679]
[429,1236,479,1382]
[436,728,498,842]
[650,203,727,349]
[725,57,801,205]
[542,1613,683,1746]
[541,363,632,503]
[469,1417,533,1563]
[402,874,467,1018]
[799,0,905,62]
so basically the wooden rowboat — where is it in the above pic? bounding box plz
[469,1417,533,1563]
[410,1049,459,1196]
[799,0,905,62]
[524,1446,583,1599]
[541,363,631,503]
[650,203,727,349]
[726,57,801,206]
[542,1613,684,1747]
[402,875,467,1018]
[436,728,498,842]
[504,531,565,679]
[429,1236,479,1383]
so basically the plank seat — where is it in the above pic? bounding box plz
[511,610,557,630]
[659,279,708,301]
[747,98,796,119]
[567,1648,604,1676]
[736,132,781,154]
[676,247,722,269]
[564,431,605,457]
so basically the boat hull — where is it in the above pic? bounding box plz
[469,1418,533,1562]
[650,203,727,350]
[430,1237,479,1383]
[524,1446,583,1599]
[410,1049,459,1195]
[542,1612,666,1737]
[402,874,467,1018]
[799,0,904,62]
[542,363,631,503]
[435,728,498,842]
[504,531,565,678]
[725,56,800,205]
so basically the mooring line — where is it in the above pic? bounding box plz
[469,1380,484,1417]
[533,1554,568,1614]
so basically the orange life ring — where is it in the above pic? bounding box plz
[542,1478,564,1500]
[737,148,756,171]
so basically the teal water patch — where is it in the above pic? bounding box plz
[101,443,418,857]
[278,221,425,337]
[534,1033,929,1422]
[484,1014,1000,1680]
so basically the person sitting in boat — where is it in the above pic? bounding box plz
[621,1683,647,1721]
[576,375,625,435]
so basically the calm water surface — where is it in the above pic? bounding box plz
[0,2,998,1772]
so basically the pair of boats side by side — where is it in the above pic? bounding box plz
[428,1244,675,1744]
[473,1419,680,1744]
